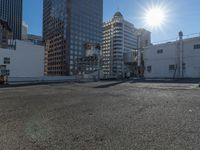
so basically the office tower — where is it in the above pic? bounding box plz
[102,12,151,79]
[102,12,137,79]
[43,0,103,76]
[0,19,13,48]
[0,0,23,39]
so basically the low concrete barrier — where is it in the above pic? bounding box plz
[8,76,76,85]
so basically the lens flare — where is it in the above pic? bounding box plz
[145,7,166,28]
[141,2,170,30]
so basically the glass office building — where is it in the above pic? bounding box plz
[43,0,103,76]
[0,0,23,39]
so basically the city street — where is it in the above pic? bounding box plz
[0,81,200,150]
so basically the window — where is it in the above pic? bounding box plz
[157,49,163,54]
[169,65,175,71]
[6,70,10,76]
[194,44,200,49]
[147,66,152,72]
[1,69,10,76]
[145,40,148,46]
[4,57,10,64]
[182,63,186,70]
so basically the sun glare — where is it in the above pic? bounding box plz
[144,5,168,29]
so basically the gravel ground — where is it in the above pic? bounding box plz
[0,81,200,150]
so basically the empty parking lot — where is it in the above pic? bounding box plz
[0,81,200,150]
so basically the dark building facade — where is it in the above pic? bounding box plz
[0,0,23,40]
[0,19,13,48]
[43,0,103,76]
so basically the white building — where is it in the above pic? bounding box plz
[21,21,43,46]
[0,40,44,80]
[102,12,151,79]
[144,32,200,78]
[21,21,28,40]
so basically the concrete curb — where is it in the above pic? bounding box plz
[0,81,75,88]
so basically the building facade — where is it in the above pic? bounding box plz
[43,0,103,76]
[21,21,28,40]
[0,19,13,48]
[0,0,23,39]
[0,40,44,78]
[27,34,43,46]
[144,32,200,78]
[102,12,151,79]
[77,43,101,80]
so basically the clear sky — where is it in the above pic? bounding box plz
[23,0,200,43]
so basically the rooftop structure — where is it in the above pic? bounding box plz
[144,32,200,78]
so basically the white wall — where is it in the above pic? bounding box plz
[182,38,200,78]
[0,40,44,78]
[144,37,200,78]
[21,21,28,40]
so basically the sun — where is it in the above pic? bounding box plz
[144,6,168,29]
[145,7,166,27]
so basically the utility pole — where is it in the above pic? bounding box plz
[137,35,141,67]
[137,33,141,77]
[179,31,183,78]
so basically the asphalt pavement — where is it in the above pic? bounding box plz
[0,81,200,150]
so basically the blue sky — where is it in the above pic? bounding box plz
[23,0,200,43]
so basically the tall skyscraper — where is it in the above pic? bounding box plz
[43,0,103,76]
[0,0,23,39]
[102,12,151,79]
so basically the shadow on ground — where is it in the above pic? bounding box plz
[94,78,200,88]
[130,78,200,84]
[94,80,129,88]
